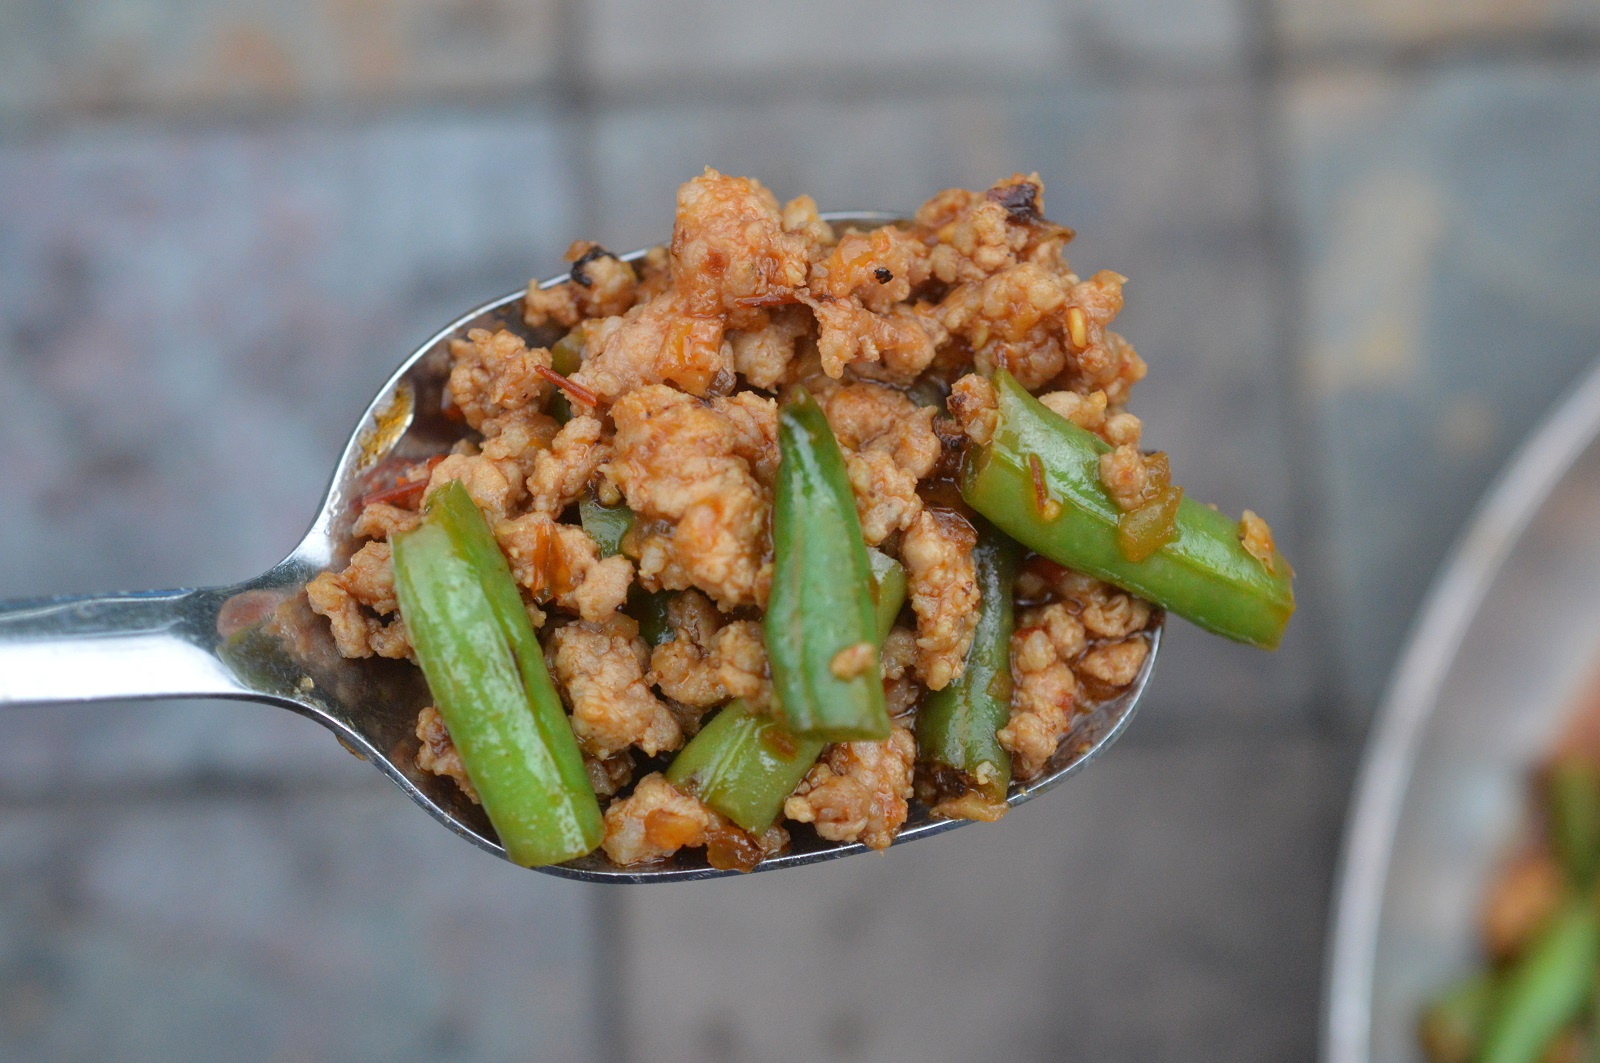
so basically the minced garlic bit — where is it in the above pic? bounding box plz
[829,641,878,680]
[1238,509,1278,574]
[1065,305,1089,350]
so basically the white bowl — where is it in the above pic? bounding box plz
[1325,360,1600,1062]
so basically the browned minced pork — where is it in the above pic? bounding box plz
[549,615,682,759]
[1482,848,1565,963]
[948,373,1000,446]
[998,613,1083,780]
[585,752,636,800]
[648,590,771,710]
[783,723,917,851]
[822,382,941,546]
[901,509,981,691]
[998,571,1154,779]
[426,452,525,522]
[525,415,611,517]
[306,541,411,660]
[415,705,479,804]
[602,772,789,868]
[524,240,645,329]
[446,327,551,431]
[496,514,633,622]
[609,385,773,610]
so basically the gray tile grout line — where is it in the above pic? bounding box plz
[5,33,1597,147]
[1242,0,1353,742]
[1279,27,1600,77]
[547,9,632,1063]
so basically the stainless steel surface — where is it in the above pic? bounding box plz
[1324,358,1600,1061]
[0,213,1162,881]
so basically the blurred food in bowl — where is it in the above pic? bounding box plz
[1418,690,1600,1063]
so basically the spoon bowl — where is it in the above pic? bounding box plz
[0,214,1161,881]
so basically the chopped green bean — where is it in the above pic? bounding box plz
[961,369,1294,649]
[665,700,826,834]
[1476,896,1600,1063]
[917,519,1019,815]
[1547,756,1600,888]
[766,388,889,741]
[866,547,907,640]
[1418,971,1496,1063]
[579,494,633,558]
[662,545,909,834]
[392,480,603,867]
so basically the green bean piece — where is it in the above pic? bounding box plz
[961,369,1295,649]
[578,494,633,558]
[392,480,603,867]
[627,586,676,648]
[866,547,908,640]
[766,388,890,741]
[665,700,827,834]
[543,331,584,425]
[550,330,584,375]
[1547,756,1600,888]
[1476,897,1600,1063]
[662,549,909,833]
[916,520,1019,815]
[1419,972,1497,1063]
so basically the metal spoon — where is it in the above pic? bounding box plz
[0,213,1161,882]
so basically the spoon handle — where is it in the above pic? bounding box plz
[0,588,244,705]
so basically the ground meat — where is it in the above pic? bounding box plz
[808,224,931,313]
[901,509,980,690]
[728,305,811,392]
[549,616,682,758]
[880,626,918,682]
[1075,580,1152,639]
[415,704,479,804]
[306,541,411,660]
[996,575,1154,777]
[447,327,552,430]
[584,752,635,799]
[1037,388,1143,447]
[1099,444,1150,513]
[601,772,789,868]
[822,382,941,545]
[808,298,941,382]
[526,415,611,516]
[998,623,1080,779]
[609,385,772,610]
[1482,849,1564,963]
[1239,509,1280,574]
[912,173,1073,286]
[1062,273,1146,402]
[495,515,633,622]
[936,263,1072,390]
[671,169,811,320]
[427,454,524,522]
[352,501,421,541]
[780,194,835,251]
[648,592,771,710]
[712,390,781,486]
[783,723,917,851]
[1079,636,1150,687]
[948,373,999,446]
[601,772,716,866]
[571,294,733,402]
[524,241,642,329]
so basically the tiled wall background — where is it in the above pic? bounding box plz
[2,2,1598,1060]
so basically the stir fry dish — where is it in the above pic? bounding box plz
[1420,720,1600,1063]
[305,170,1295,869]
